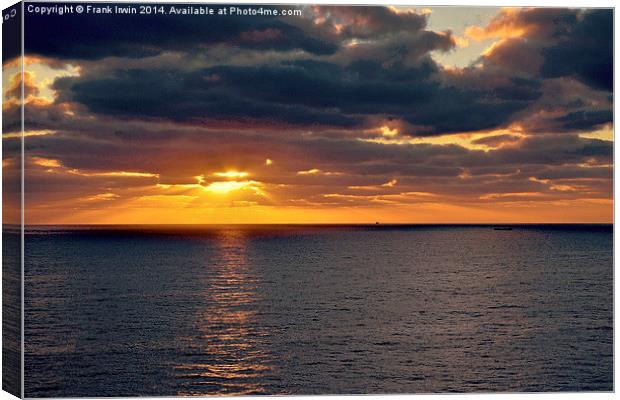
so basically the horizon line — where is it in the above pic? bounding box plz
[6,222,614,227]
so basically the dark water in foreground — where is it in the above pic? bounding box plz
[23,225,613,396]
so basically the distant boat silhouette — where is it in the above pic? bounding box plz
[493,226,513,230]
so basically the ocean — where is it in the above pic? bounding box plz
[20,225,613,396]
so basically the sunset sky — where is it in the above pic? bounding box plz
[2,5,613,224]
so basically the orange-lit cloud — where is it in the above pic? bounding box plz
[464,8,543,42]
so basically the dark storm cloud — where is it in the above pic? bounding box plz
[31,3,484,134]
[24,3,337,60]
[18,5,612,138]
[23,3,461,73]
[540,9,613,92]
[478,8,613,92]
[493,135,613,166]
[54,57,540,135]
[529,165,612,180]
[28,4,565,135]
[310,6,428,39]
[400,79,540,135]
[470,8,613,136]
[555,110,613,131]
[510,78,612,135]
[54,67,359,127]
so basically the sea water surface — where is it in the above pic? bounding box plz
[23,225,613,396]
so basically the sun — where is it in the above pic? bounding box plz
[213,170,250,179]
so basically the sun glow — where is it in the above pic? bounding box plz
[214,171,250,178]
[204,180,261,194]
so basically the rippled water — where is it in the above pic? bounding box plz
[23,225,613,396]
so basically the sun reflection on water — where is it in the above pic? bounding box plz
[175,230,274,396]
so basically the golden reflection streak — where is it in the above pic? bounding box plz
[175,230,274,396]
